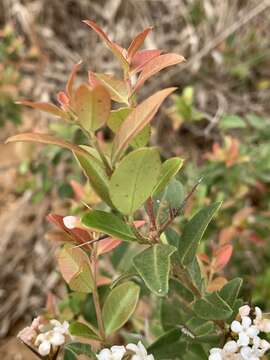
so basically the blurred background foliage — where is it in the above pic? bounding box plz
[1,0,270,357]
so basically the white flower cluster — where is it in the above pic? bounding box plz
[96,341,154,360]
[209,305,270,360]
[18,317,70,357]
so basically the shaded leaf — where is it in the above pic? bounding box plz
[133,244,176,296]
[134,53,185,92]
[219,278,242,308]
[74,84,110,131]
[193,292,233,320]
[81,210,137,242]
[69,321,100,341]
[112,88,176,162]
[148,328,182,359]
[102,281,140,335]
[74,146,113,207]
[153,157,184,195]
[179,202,222,266]
[64,342,94,360]
[109,148,161,215]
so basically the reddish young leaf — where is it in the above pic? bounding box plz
[70,180,85,201]
[127,27,153,61]
[47,214,91,245]
[66,61,82,100]
[74,83,111,131]
[219,226,236,245]
[213,244,233,272]
[197,253,210,264]
[5,132,91,157]
[17,100,67,118]
[83,20,129,69]
[97,237,122,256]
[130,49,161,74]
[57,91,70,107]
[97,276,111,286]
[112,87,176,162]
[134,53,185,92]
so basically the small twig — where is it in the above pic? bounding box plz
[158,177,203,234]
[72,234,108,249]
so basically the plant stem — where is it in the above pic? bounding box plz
[91,243,106,343]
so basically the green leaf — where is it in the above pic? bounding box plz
[69,321,100,341]
[63,342,94,360]
[108,108,150,149]
[153,157,184,194]
[57,244,94,293]
[95,73,129,104]
[81,210,137,242]
[102,281,140,335]
[148,328,182,359]
[219,278,242,307]
[74,83,111,132]
[219,114,246,130]
[112,87,176,162]
[133,244,176,296]
[74,146,113,207]
[193,292,233,320]
[179,202,222,266]
[109,148,161,215]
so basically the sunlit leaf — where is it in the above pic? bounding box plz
[17,100,67,118]
[94,73,129,104]
[130,49,161,74]
[102,281,140,335]
[127,27,153,61]
[74,84,110,131]
[134,53,185,92]
[69,321,100,340]
[5,132,91,157]
[83,20,129,69]
[109,148,161,215]
[112,87,176,162]
[57,244,94,293]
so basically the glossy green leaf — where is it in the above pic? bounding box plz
[102,281,140,335]
[63,342,94,360]
[81,210,137,242]
[57,244,94,293]
[69,321,100,340]
[74,83,110,131]
[179,202,222,266]
[153,157,184,194]
[193,292,233,320]
[109,148,161,215]
[74,146,113,207]
[133,244,176,296]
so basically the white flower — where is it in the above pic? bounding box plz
[50,319,69,335]
[254,307,270,333]
[239,305,251,318]
[96,345,126,360]
[63,216,79,229]
[126,341,154,360]
[38,340,51,356]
